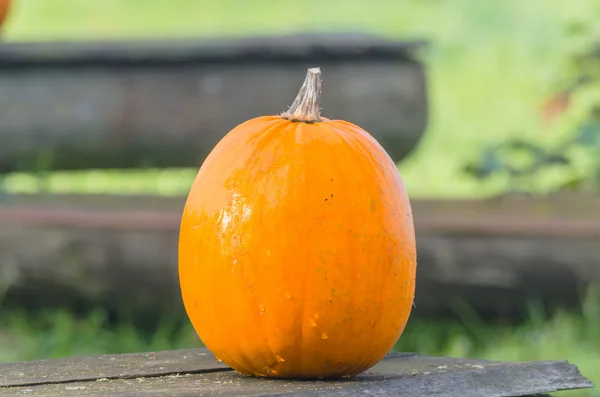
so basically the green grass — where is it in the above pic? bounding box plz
[3,0,599,198]
[1,287,598,396]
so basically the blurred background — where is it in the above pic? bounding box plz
[0,0,599,395]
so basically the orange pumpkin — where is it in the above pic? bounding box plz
[0,0,11,32]
[179,68,417,379]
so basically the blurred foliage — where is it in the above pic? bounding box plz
[464,16,600,195]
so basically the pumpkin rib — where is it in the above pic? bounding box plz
[224,118,291,376]
[331,122,406,356]
[324,121,402,372]
[237,119,308,377]
[296,122,336,378]
[265,120,315,376]
[319,121,365,365]
[250,121,298,377]
[295,121,316,375]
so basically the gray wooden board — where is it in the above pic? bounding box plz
[0,349,593,396]
[0,348,229,387]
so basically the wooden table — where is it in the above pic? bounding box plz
[0,348,593,396]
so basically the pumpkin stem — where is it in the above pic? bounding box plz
[280,67,323,123]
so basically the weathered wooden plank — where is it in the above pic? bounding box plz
[1,194,599,317]
[0,34,428,173]
[0,350,592,396]
[0,348,228,388]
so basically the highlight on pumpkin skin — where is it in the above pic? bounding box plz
[179,67,417,379]
[280,67,323,123]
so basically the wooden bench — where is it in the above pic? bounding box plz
[0,33,427,173]
[0,348,593,396]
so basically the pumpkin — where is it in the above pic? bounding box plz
[179,68,416,379]
[0,0,10,31]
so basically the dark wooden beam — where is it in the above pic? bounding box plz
[0,34,428,173]
[1,194,598,318]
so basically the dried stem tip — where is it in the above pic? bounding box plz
[281,67,323,123]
